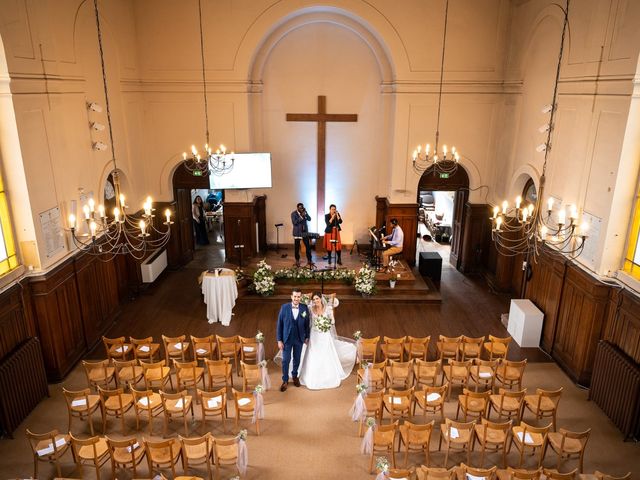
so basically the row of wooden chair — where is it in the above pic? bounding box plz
[25,429,243,480]
[357,335,512,364]
[357,358,528,398]
[82,357,264,394]
[366,417,589,473]
[102,334,262,374]
[62,385,261,437]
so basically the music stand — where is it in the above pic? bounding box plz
[329,239,338,270]
[314,267,332,294]
[274,223,284,253]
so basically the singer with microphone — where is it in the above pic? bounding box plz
[291,203,314,268]
[324,204,343,266]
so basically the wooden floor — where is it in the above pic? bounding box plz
[99,231,550,362]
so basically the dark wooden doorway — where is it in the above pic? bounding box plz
[417,166,470,270]
[169,164,210,269]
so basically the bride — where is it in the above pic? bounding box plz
[298,292,357,390]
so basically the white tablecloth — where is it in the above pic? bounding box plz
[201,269,238,325]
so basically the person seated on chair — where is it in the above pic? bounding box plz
[381,218,403,271]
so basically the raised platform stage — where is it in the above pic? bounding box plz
[227,247,442,304]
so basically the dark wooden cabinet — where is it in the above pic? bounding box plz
[375,197,418,266]
[223,196,267,262]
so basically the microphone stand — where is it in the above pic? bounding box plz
[314,267,332,294]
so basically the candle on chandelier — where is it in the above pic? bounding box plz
[433,154,439,163]
[502,201,508,214]
[496,216,503,231]
[443,145,448,156]
[515,196,522,209]
[558,209,566,225]
[68,214,76,229]
[182,152,187,160]
[89,221,97,237]
[547,198,554,211]
[119,194,125,208]
[522,208,528,222]
[165,209,171,223]
[492,206,499,219]
[88,198,95,212]
[570,204,578,220]
[98,204,105,218]
[83,205,90,219]
[139,220,146,236]
[113,207,120,222]
[191,145,197,155]
[528,204,534,215]
[425,144,430,154]
[220,145,227,154]
[540,225,548,239]
[454,152,460,162]
[412,150,418,161]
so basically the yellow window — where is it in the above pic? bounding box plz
[0,174,18,275]
[624,178,640,280]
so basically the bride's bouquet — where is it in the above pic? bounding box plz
[314,314,332,333]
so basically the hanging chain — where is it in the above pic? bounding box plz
[434,0,450,154]
[198,0,210,146]
[542,0,570,177]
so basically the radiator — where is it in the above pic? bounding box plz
[0,337,49,438]
[140,248,167,283]
[589,340,640,441]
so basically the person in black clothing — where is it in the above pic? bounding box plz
[324,204,343,265]
[291,203,313,267]
[192,195,209,245]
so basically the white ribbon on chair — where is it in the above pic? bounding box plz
[252,391,264,423]
[260,363,271,390]
[349,391,367,422]
[236,437,248,475]
[363,364,372,393]
[257,343,265,363]
[357,339,363,362]
[375,471,388,480]
[360,423,375,455]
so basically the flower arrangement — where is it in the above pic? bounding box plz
[356,383,368,394]
[354,265,377,295]
[273,266,356,284]
[254,384,264,394]
[255,330,264,343]
[234,268,245,282]
[365,417,376,429]
[353,330,362,340]
[360,360,370,369]
[252,260,275,296]
[237,429,248,441]
[314,314,332,333]
[375,456,389,473]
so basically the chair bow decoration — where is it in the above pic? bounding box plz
[256,330,265,362]
[375,456,390,480]
[252,385,264,423]
[349,383,368,421]
[362,361,372,393]
[259,360,271,390]
[360,417,376,454]
[236,430,248,475]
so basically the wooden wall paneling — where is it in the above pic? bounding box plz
[29,260,86,381]
[0,285,30,361]
[459,204,491,273]
[223,203,255,262]
[385,202,419,266]
[604,288,640,363]
[552,264,610,386]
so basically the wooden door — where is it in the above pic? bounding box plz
[449,189,467,268]
[175,188,194,266]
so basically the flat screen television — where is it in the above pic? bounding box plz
[209,153,272,189]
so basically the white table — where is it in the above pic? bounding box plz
[507,299,544,348]
[201,269,238,326]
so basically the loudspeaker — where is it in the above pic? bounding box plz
[419,252,442,282]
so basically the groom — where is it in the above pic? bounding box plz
[276,288,310,392]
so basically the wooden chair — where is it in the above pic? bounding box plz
[63,387,102,435]
[399,420,434,468]
[436,335,462,361]
[162,334,190,364]
[416,466,455,480]
[179,433,213,479]
[460,463,498,480]
[130,336,161,362]
[497,467,542,480]
[240,361,262,392]
[358,390,384,436]
[141,359,173,391]
[387,468,414,479]
[199,387,228,434]
[213,436,241,479]
[457,388,490,422]
[474,418,512,468]
[442,359,471,399]
[239,335,259,365]
[174,359,205,398]
[191,334,216,362]
[205,358,233,391]
[547,428,590,473]
[511,421,551,469]
[381,336,407,362]
[113,359,144,389]
[368,420,399,473]
[542,468,579,480]
[383,387,414,422]
[412,384,448,421]
[144,437,181,478]
[160,389,194,436]
[103,335,133,361]
[594,471,632,480]
[216,335,241,374]
[495,359,527,391]
[405,335,430,361]
[385,359,413,389]
[25,428,71,479]
[70,433,110,480]
[470,359,498,392]
[82,359,116,391]
[484,335,512,361]
[439,418,475,468]
[489,388,526,422]
[131,386,163,434]
[459,335,484,361]
[233,387,260,435]
[106,435,146,479]
[357,359,387,391]
[521,387,563,431]
[98,386,134,434]
[413,359,441,388]
[358,336,380,363]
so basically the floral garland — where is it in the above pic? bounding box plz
[314,314,332,333]
[252,260,275,296]
[354,265,377,295]
[274,266,356,283]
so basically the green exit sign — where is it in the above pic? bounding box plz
[193,170,203,177]
[439,173,450,179]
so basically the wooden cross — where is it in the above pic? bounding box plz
[286,96,358,230]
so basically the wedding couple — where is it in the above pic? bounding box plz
[276,289,357,391]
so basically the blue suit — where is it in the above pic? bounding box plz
[277,302,311,382]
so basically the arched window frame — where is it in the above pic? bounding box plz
[623,176,640,280]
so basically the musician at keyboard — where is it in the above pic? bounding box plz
[291,203,314,268]
[381,218,404,271]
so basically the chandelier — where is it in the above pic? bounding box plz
[412,0,460,177]
[182,0,234,176]
[67,0,172,260]
[490,0,587,260]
